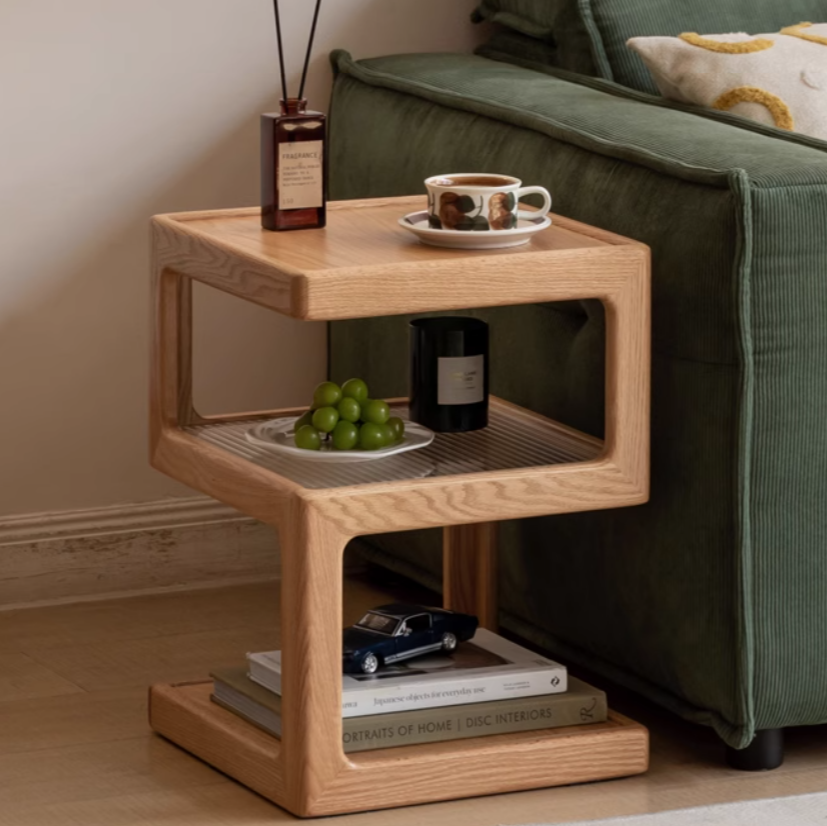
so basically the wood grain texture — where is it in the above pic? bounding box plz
[307,457,643,535]
[150,263,194,438]
[27,625,278,692]
[152,198,648,321]
[0,735,222,814]
[0,651,82,703]
[150,682,284,803]
[444,523,498,630]
[147,195,652,815]
[278,503,349,808]
[0,686,148,756]
[149,682,648,817]
[152,214,296,316]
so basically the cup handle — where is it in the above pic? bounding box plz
[516,186,552,221]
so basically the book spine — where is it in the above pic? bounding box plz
[341,691,607,752]
[216,687,607,753]
[247,664,567,718]
[342,667,567,718]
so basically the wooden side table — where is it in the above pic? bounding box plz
[148,196,651,817]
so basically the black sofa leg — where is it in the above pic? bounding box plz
[726,729,784,771]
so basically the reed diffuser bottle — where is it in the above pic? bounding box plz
[261,0,327,232]
[261,100,326,231]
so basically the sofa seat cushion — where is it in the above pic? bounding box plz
[473,0,598,75]
[476,29,562,72]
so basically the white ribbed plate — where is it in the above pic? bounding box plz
[186,401,603,490]
[245,417,434,463]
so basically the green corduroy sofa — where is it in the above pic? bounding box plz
[327,0,827,765]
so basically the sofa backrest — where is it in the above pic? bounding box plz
[474,0,827,93]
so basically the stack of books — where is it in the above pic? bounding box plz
[211,628,608,753]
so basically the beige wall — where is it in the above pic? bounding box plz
[0,1,485,518]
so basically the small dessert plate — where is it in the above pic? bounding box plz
[246,416,435,463]
[399,210,552,250]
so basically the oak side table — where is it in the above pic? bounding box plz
[148,196,651,817]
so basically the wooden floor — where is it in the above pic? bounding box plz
[2,574,827,826]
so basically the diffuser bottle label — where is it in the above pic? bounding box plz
[438,355,485,405]
[278,140,323,210]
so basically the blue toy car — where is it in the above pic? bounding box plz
[342,603,479,675]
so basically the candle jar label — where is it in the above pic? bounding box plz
[438,355,485,405]
[278,140,324,209]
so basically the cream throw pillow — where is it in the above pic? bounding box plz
[627,23,827,140]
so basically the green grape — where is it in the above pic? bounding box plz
[359,423,386,451]
[332,421,359,451]
[377,424,395,446]
[312,407,339,433]
[341,378,369,405]
[294,410,314,430]
[362,399,390,426]
[387,417,405,442]
[294,425,321,451]
[312,381,342,410]
[337,397,361,423]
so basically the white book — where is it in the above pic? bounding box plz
[247,628,567,718]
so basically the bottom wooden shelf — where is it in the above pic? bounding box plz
[149,681,649,817]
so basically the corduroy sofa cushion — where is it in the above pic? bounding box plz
[475,28,562,72]
[473,0,597,75]
[329,49,827,748]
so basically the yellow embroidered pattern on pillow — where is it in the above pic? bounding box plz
[679,33,774,53]
[712,87,794,130]
[781,22,827,46]
[627,24,827,141]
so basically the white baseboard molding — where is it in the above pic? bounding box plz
[0,497,279,609]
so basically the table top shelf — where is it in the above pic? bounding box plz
[152,197,648,321]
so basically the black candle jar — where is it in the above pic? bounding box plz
[409,317,489,433]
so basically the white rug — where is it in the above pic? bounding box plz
[518,792,827,825]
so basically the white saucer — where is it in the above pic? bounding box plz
[399,210,552,250]
[245,416,435,463]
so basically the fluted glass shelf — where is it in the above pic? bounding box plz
[185,398,602,491]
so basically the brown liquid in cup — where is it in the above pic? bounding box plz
[433,176,514,187]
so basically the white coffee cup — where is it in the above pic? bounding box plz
[425,173,552,232]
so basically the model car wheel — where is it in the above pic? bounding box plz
[441,632,458,652]
[360,653,380,674]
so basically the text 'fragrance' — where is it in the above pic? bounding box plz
[261,99,327,231]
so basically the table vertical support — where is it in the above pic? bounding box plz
[279,503,350,814]
[443,523,499,630]
[151,265,195,443]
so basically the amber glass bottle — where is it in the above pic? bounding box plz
[261,98,327,231]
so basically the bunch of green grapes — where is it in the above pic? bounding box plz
[294,379,406,452]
